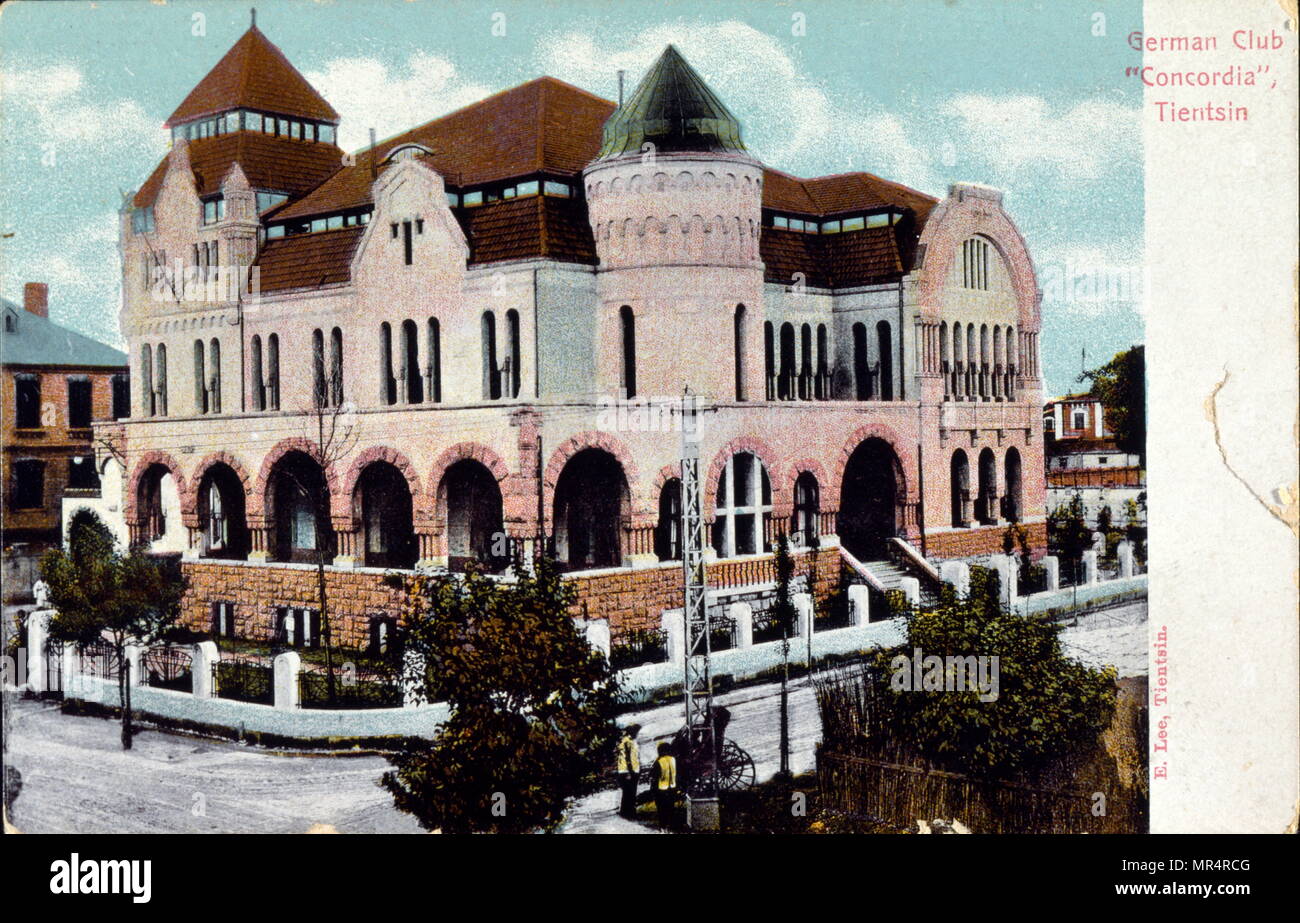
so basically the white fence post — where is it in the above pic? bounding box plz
[990,554,1019,607]
[1081,550,1099,585]
[939,561,970,599]
[730,602,753,649]
[898,577,920,608]
[273,651,301,710]
[793,593,813,638]
[847,584,870,626]
[1117,541,1134,578]
[584,619,611,660]
[124,642,143,687]
[191,641,218,699]
[663,608,685,666]
[26,609,52,694]
[1043,556,1060,591]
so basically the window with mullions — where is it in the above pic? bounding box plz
[202,198,226,225]
[212,601,236,639]
[15,374,40,428]
[711,452,772,558]
[67,376,92,428]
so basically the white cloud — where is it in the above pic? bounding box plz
[1,62,162,153]
[536,21,941,193]
[939,94,1139,182]
[304,53,492,152]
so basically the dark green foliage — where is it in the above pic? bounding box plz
[40,512,187,749]
[820,568,1118,781]
[381,556,622,833]
[1080,344,1145,465]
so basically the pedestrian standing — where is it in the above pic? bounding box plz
[615,723,642,818]
[652,741,677,829]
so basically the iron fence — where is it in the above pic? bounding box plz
[76,640,120,680]
[213,656,273,705]
[298,654,403,710]
[609,628,669,670]
[139,645,193,692]
[751,610,788,645]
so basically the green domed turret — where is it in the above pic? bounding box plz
[598,46,746,160]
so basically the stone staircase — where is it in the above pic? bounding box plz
[857,558,941,609]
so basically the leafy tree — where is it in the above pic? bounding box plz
[823,569,1117,780]
[1080,345,1145,466]
[40,510,187,749]
[381,555,622,832]
[1048,493,1091,582]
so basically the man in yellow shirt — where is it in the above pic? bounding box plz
[651,741,677,829]
[614,724,642,818]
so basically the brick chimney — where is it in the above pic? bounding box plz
[23,282,48,318]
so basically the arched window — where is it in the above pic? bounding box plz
[778,322,796,401]
[506,309,522,399]
[1003,448,1022,523]
[619,305,636,399]
[266,333,280,410]
[976,447,998,525]
[271,451,333,564]
[552,448,628,570]
[711,452,771,558]
[655,478,682,561]
[764,321,775,400]
[815,324,829,400]
[329,327,343,406]
[793,471,820,547]
[140,344,154,417]
[154,343,167,415]
[379,323,396,405]
[356,462,416,569]
[193,340,207,414]
[950,450,970,527]
[312,328,326,408]
[208,338,221,413]
[966,323,977,398]
[952,322,964,399]
[939,322,950,400]
[876,321,893,401]
[799,324,812,400]
[401,319,422,404]
[481,312,500,400]
[734,305,747,401]
[426,318,442,403]
[440,459,506,573]
[1005,325,1017,401]
[852,322,870,400]
[250,335,265,411]
[198,462,248,559]
[992,326,1004,399]
[979,323,990,399]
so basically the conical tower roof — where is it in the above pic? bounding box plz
[598,45,745,160]
[166,23,338,127]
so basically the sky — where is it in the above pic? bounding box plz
[0,0,1143,398]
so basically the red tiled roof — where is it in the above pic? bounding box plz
[274,78,616,221]
[253,195,598,293]
[762,168,937,221]
[133,133,343,208]
[254,225,363,293]
[166,25,338,126]
[760,226,905,288]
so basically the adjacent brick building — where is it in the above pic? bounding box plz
[103,24,1048,645]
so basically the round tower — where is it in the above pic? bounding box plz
[583,46,766,402]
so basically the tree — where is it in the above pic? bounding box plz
[281,364,358,702]
[1048,493,1091,582]
[1080,345,1145,466]
[40,510,187,749]
[820,568,1117,781]
[380,555,622,832]
[771,531,796,778]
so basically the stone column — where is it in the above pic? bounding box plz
[792,593,813,638]
[939,560,970,599]
[273,650,301,710]
[26,610,53,694]
[898,577,920,607]
[663,608,685,666]
[192,641,218,698]
[1117,541,1134,578]
[847,584,870,626]
[123,642,143,687]
[1043,555,1060,591]
[730,602,753,649]
[1081,550,1099,585]
[584,619,611,659]
[989,554,1018,606]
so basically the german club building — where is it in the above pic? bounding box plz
[107,23,1046,648]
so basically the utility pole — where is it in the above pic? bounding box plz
[680,388,719,830]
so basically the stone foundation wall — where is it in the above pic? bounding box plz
[924,520,1047,561]
[180,546,846,646]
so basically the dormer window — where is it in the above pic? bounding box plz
[319,124,335,144]
[202,197,226,225]
[255,191,288,213]
[131,206,155,234]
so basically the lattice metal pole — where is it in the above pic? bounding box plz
[680,389,718,801]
